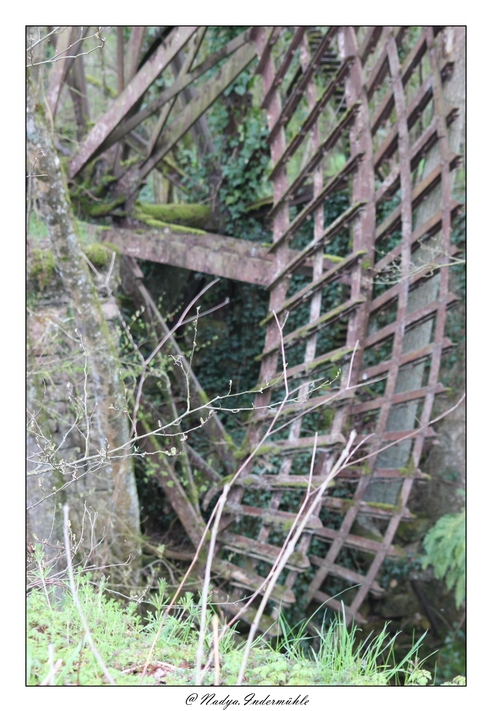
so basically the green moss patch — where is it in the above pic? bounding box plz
[84,242,119,268]
[136,202,211,228]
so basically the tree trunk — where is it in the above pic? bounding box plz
[27,78,141,580]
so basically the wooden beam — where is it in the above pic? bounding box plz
[105,228,273,286]
[103,228,347,287]
[137,41,258,182]
[68,27,197,177]
[103,29,253,151]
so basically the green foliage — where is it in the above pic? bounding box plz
[421,507,465,609]
[28,571,453,686]
[27,576,149,685]
[87,196,125,217]
[379,553,422,590]
[434,628,466,685]
[84,242,119,268]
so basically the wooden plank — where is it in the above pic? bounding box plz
[362,292,458,349]
[258,297,366,359]
[313,526,403,558]
[270,127,362,220]
[352,426,437,447]
[219,532,311,571]
[105,228,349,287]
[105,29,253,150]
[359,27,383,65]
[359,338,454,381]
[268,201,367,288]
[369,244,460,313]
[46,27,89,119]
[265,27,337,126]
[336,467,428,480]
[125,26,146,83]
[370,31,427,135]
[352,383,446,414]
[226,503,323,531]
[365,27,391,99]
[310,556,385,596]
[375,116,440,202]
[373,75,434,171]
[252,389,354,422]
[269,57,354,174]
[262,346,356,388]
[138,41,258,182]
[374,201,462,272]
[212,559,296,606]
[261,27,305,110]
[261,250,366,326]
[250,433,346,454]
[106,228,273,286]
[255,26,282,76]
[68,27,197,177]
[375,107,458,204]
[322,496,413,520]
[236,474,343,491]
[375,155,461,241]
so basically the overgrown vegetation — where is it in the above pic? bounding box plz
[422,505,465,610]
[28,566,465,686]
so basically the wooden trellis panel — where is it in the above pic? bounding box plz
[206,26,463,625]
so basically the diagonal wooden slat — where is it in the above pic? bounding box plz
[68,27,197,177]
[46,27,89,119]
[260,27,305,110]
[137,41,257,183]
[264,27,337,126]
[102,29,253,151]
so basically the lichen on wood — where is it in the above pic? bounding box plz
[27,77,141,577]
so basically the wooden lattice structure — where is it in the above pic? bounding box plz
[217,26,464,626]
[32,26,464,628]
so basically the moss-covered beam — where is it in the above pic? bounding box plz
[104,228,346,288]
[135,202,211,228]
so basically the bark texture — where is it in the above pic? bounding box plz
[27,79,141,576]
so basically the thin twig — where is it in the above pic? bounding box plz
[140,311,292,683]
[130,277,220,438]
[39,652,63,686]
[26,26,63,53]
[27,27,108,68]
[212,615,221,685]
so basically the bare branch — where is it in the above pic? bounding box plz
[26,27,108,68]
